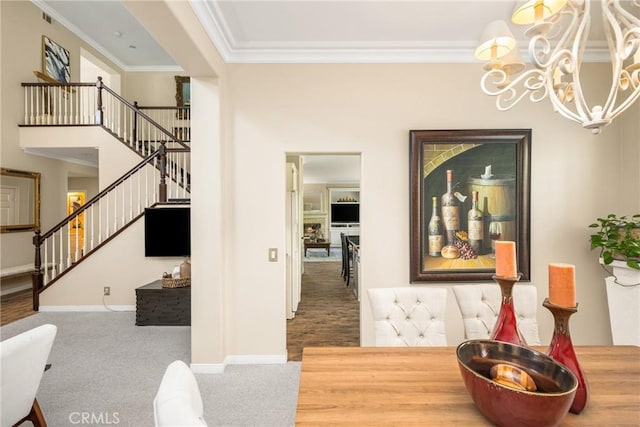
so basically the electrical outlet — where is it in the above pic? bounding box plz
[103,286,111,296]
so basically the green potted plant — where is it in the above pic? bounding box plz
[589,213,639,346]
[589,213,640,270]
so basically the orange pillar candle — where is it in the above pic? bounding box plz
[548,263,576,307]
[495,240,518,278]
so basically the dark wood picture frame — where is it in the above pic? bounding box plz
[175,76,190,119]
[409,129,531,282]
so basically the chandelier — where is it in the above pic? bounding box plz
[475,0,640,134]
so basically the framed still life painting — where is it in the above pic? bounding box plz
[409,129,531,282]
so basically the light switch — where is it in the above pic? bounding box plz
[269,248,278,262]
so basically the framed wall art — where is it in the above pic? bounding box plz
[175,76,190,119]
[409,129,531,282]
[42,35,70,83]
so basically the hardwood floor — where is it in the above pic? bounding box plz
[1,289,36,326]
[1,262,361,360]
[287,261,360,361]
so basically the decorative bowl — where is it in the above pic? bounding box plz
[456,339,577,427]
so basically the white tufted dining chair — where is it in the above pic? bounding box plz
[452,284,541,345]
[0,324,57,427]
[367,287,448,346]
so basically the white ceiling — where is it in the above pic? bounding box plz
[301,155,361,184]
[27,0,620,178]
[34,0,612,69]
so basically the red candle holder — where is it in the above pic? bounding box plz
[490,274,527,346]
[543,298,589,414]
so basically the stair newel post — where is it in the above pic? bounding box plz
[133,101,139,145]
[32,229,43,311]
[95,76,104,125]
[159,142,167,203]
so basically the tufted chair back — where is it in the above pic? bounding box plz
[154,360,207,426]
[452,284,541,345]
[368,287,448,346]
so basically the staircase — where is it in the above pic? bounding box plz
[20,78,191,309]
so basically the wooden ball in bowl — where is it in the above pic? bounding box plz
[456,339,577,427]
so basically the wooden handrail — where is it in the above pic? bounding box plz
[98,78,189,149]
[37,150,163,243]
[137,105,190,111]
[28,77,191,310]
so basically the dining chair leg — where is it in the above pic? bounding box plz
[14,398,47,427]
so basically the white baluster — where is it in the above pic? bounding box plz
[98,197,102,244]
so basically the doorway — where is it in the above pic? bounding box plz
[285,153,362,360]
[67,191,86,262]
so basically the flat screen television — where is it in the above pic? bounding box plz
[331,203,359,223]
[144,207,190,257]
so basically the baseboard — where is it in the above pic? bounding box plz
[224,354,287,365]
[191,363,225,374]
[191,354,287,374]
[39,305,136,312]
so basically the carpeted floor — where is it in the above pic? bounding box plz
[1,312,301,427]
[0,260,359,426]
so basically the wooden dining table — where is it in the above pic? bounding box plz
[295,346,640,426]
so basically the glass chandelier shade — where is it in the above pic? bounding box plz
[477,0,640,134]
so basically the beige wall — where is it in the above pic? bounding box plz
[3,0,639,365]
[0,1,119,270]
[122,72,181,107]
[38,218,185,307]
[226,62,637,354]
[68,177,99,202]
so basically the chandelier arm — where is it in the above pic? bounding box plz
[597,0,623,116]
[565,0,593,123]
[547,93,583,125]
[480,69,549,111]
[611,0,640,29]
[599,1,640,118]
[610,84,640,118]
[528,7,581,69]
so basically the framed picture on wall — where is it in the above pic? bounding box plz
[42,35,70,83]
[175,76,190,119]
[409,129,531,282]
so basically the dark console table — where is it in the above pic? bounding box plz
[135,280,191,326]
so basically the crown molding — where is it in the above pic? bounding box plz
[190,0,612,64]
[35,0,614,67]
